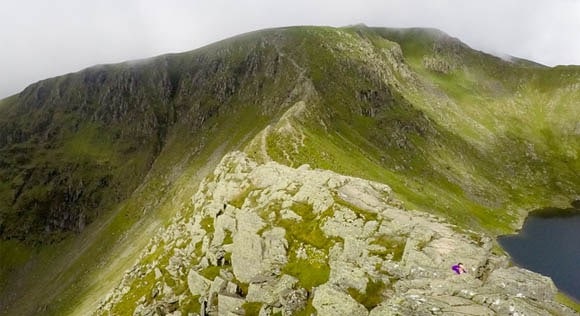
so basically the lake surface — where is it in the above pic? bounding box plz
[498,202,580,301]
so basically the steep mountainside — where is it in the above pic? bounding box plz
[0,25,578,315]
[0,30,303,242]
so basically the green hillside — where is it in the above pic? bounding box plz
[258,26,578,232]
[0,25,578,315]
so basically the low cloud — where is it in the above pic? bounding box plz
[1,0,579,98]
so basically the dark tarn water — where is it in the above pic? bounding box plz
[498,202,580,301]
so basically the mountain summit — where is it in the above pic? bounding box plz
[0,25,578,315]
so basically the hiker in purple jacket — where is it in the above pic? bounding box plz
[452,263,466,274]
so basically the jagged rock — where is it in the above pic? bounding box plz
[161,283,177,303]
[134,300,180,316]
[246,274,299,306]
[369,302,399,316]
[280,288,308,315]
[209,276,228,304]
[231,212,287,283]
[154,267,163,280]
[336,178,389,214]
[167,252,188,277]
[322,206,366,239]
[423,56,452,74]
[230,211,264,277]
[441,304,495,315]
[381,260,406,279]
[280,208,302,221]
[426,295,495,315]
[328,239,372,292]
[258,305,272,316]
[292,181,334,214]
[248,162,293,190]
[133,303,156,316]
[261,227,288,268]
[484,267,557,301]
[494,297,553,315]
[187,270,211,296]
[231,217,266,283]
[97,151,577,316]
[151,284,161,299]
[472,293,574,316]
[226,282,238,295]
[312,284,368,316]
[211,212,237,248]
[198,257,210,269]
[217,294,245,315]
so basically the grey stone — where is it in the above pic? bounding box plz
[336,178,386,214]
[209,276,228,304]
[485,267,557,301]
[259,305,272,316]
[322,206,365,239]
[225,282,238,295]
[369,302,401,316]
[187,269,211,296]
[246,274,298,305]
[328,255,368,293]
[292,182,334,214]
[494,298,552,315]
[212,212,236,248]
[97,152,575,316]
[280,288,308,315]
[312,284,368,316]
[231,210,266,283]
[427,295,494,315]
[231,229,263,283]
[231,215,287,283]
[217,294,245,315]
[280,208,302,221]
[441,304,495,315]
[154,267,163,280]
[261,227,288,267]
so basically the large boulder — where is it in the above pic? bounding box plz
[217,294,245,315]
[312,284,368,316]
[231,229,264,283]
[231,211,288,283]
[246,274,299,305]
[484,267,557,301]
[187,269,211,296]
[279,288,308,315]
[336,178,390,214]
[231,211,267,283]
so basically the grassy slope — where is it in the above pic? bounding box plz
[378,27,579,210]
[259,27,579,309]
[0,26,578,314]
[261,26,579,234]
[0,28,305,315]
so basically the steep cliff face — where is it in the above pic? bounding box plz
[0,30,304,242]
[0,25,578,315]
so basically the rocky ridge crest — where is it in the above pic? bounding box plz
[96,151,575,315]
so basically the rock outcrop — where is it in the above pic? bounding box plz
[96,151,576,315]
[313,284,368,316]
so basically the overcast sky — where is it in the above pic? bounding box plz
[1,0,579,99]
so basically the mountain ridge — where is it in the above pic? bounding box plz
[0,25,578,315]
[95,150,575,315]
